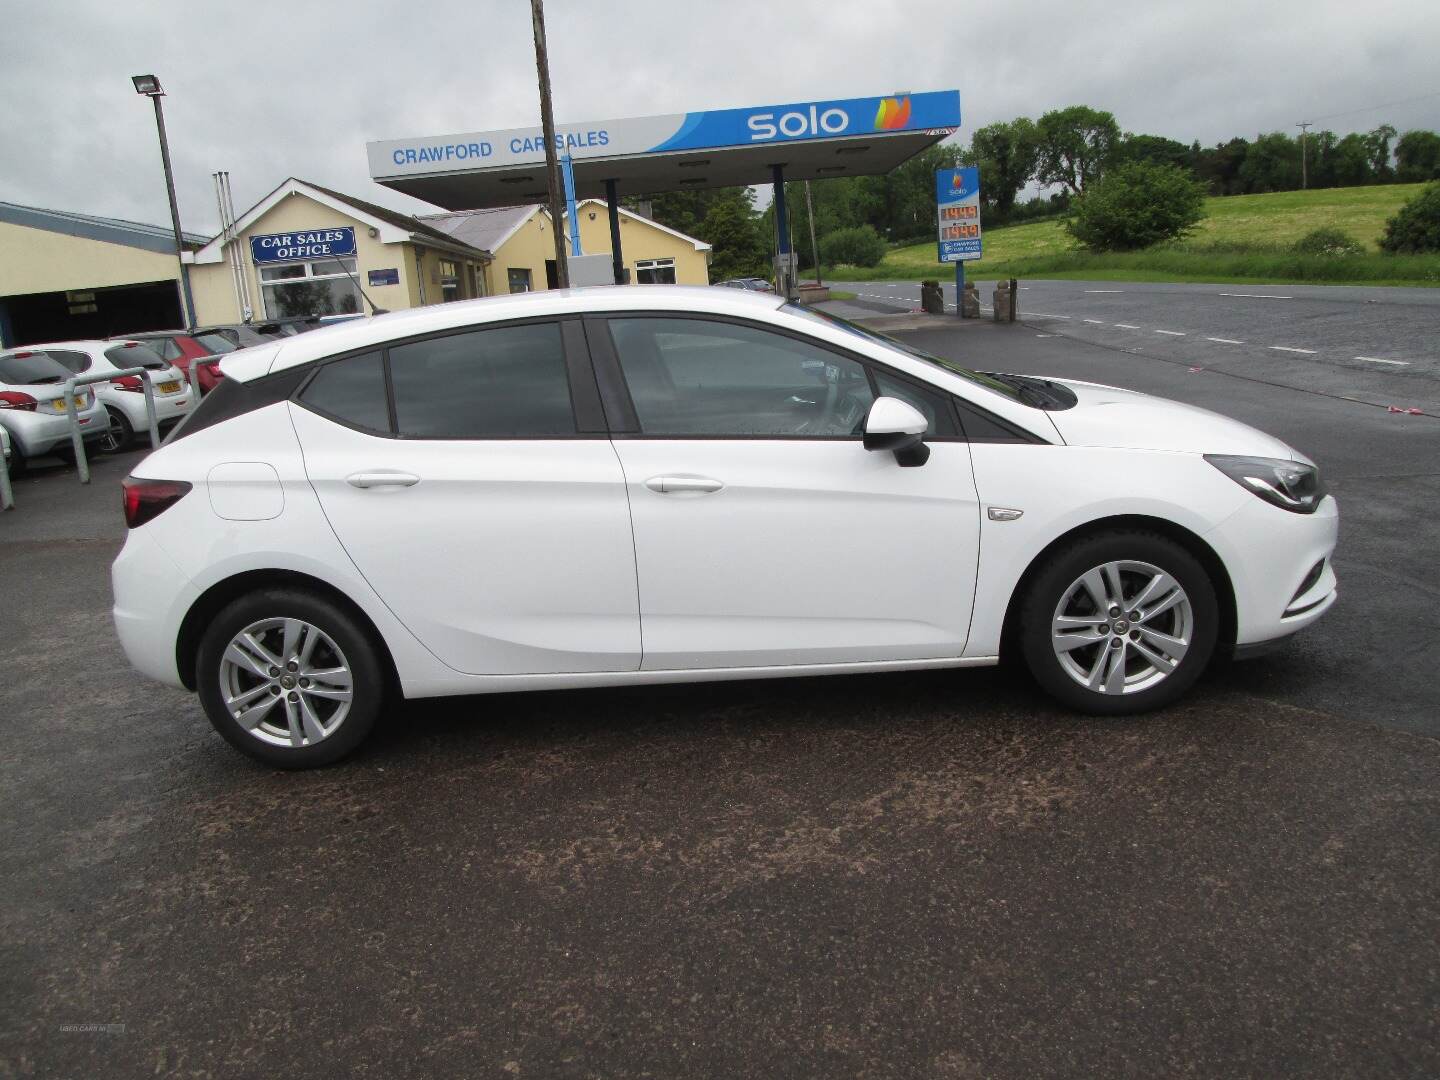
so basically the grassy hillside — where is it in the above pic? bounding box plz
[833,184,1439,286]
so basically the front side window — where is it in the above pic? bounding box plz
[607,317,874,438]
[299,351,389,433]
[635,258,676,284]
[389,322,575,438]
[872,371,958,437]
[261,258,362,319]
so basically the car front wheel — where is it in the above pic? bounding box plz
[1019,531,1219,714]
[196,590,384,768]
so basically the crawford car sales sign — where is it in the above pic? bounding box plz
[250,227,357,264]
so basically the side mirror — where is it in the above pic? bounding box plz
[863,396,930,467]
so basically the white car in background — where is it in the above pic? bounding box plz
[111,286,1338,769]
[6,340,195,452]
[0,349,107,471]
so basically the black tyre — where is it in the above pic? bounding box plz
[196,589,386,768]
[98,407,134,453]
[1018,530,1219,715]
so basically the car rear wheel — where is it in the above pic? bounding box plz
[98,407,134,453]
[196,589,384,768]
[1019,531,1218,714]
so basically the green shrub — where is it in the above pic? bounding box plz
[1379,182,1440,253]
[1292,227,1365,256]
[819,225,887,268]
[1066,162,1207,252]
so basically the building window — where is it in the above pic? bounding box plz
[260,258,362,319]
[635,258,676,284]
[439,259,461,302]
[507,268,532,294]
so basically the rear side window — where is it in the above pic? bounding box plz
[104,344,168,370]
[0,352,70,385]
[299,352,390,433]
[193,332,238,355]
[388,323,575,438]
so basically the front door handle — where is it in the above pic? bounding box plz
[644,475,724,494]
[346,470,420,489]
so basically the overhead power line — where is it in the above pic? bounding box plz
[1301,89,1440,127]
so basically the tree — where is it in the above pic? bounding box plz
[1192,137,1250,194]
[1065,161,1206,252]
[1034,106,1121,193]
[1379,181,1440,253]
[1329,133,1372,187]
[693,189,766,281]
[1364,124,1398,182]
[1396,130,1440,183]
[1239,132,1302,193]
[818,225,887,267]
[964,118,1039,216]
[1116,133,1193,172]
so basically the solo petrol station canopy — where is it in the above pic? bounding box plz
[367,90,961,209]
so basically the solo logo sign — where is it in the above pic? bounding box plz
[744,96,912,142]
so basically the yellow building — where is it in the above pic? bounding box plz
[186,178,493,325]
[0,201,205,347]
[419,199,712,292]
[0,180,713,346]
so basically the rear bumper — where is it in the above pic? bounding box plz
[2,404,107,456]
[112,527,195,689]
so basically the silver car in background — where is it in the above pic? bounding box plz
[0,350,106,472]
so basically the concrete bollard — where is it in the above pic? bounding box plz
[920,280,944,314]
[960,282,980,319]
[992,280,1012,322]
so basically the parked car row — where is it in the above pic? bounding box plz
[0,320,329,472]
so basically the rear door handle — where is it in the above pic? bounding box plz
[346,471,420,489]
[644,475,724,494]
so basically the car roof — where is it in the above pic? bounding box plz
[4,339,137,352]
[223,285,788,381]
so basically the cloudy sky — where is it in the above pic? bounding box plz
[3,0,1436,235]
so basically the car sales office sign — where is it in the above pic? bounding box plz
[936,167,982,262]
[250,227,357,265]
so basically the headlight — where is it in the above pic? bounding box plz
[1205,454,1326,514]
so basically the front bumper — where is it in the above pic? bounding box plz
[1204,492,1339,649]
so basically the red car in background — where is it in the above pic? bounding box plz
[118,330,238,395]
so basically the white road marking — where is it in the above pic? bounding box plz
[1115,323,1141,329]
[1084,289,1123,293]
[1155,329,1186,336]
[1083,319,1104,324]
[1269,345,1317,354]
[1219,293,1292,299]
[1206,337,1245,344]
[1355,355,1411,366]
[1027,312,1071,319]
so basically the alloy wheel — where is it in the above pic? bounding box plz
[1050,559,1194,695]
[218,618,355,747]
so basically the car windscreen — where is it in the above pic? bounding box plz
[0,352,71,385]
[104,343,170,370]
[192,332,238,354]
[780,303,1023,402]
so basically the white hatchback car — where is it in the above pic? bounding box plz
[11,340,194,452]
[0,350,107,470]
[112,287,1337,768]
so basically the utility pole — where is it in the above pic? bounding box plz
[1297,121,1312,190]
[804,180,821,287]
[530,0,568,288]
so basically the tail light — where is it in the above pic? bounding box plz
[110,374,145,392]
[122,476,192,529]
[0,391,37,412]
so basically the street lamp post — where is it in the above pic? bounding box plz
[132,75,196,329]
